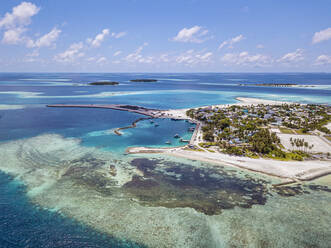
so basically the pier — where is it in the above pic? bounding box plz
[47,104,161,117]
[114,117,152,136]
[47,104,200,145]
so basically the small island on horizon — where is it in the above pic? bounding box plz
[239,83,297,87]
[130,79,158,82]
[89,81,119,86]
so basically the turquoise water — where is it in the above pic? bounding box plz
[0,73,330,247]
[0,172,144,247]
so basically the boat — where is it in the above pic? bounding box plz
[154,123,159,127]
[174,134,180,138]
[180,138,189,143]
[165,141,171,144]
[150,120,154,124]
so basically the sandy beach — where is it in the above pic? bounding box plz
[128,97,331,181]
[160,97,291,120]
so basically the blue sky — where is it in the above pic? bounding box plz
[0,0,330,72]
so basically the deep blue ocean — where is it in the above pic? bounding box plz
[0,73,330,247]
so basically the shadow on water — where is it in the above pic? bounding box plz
[0,172,145,248]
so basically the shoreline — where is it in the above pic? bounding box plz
[48,97,331,182]
[126,146,331,182]
[126,97,331,182]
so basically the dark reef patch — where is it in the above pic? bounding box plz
[52,155,330,216]
[60,155,118,195]
[124,158,270,215]
[272,185,310,197]
[273,183,331,197]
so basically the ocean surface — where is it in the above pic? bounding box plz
[0,73,330,247]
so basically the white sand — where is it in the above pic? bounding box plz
[130,97,328,180]
[127,144,331,181]
[277,133,331,153]
[325,122,331,132]
[166,149,331,180]
[161,97,290,120]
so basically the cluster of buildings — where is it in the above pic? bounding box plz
[188,103,331,148]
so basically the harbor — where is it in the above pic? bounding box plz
[47,104,199,145]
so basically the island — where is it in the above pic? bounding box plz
[130,79,158,82]
[239,83,297,87]
[89,81,119,85]
[47,97,331,183]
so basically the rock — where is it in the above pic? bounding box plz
[109,165,117,176]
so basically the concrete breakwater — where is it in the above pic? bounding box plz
[114,117,152,136]
[47,104,198,144]
[47,104,161,117]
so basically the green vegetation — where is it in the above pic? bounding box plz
[89,81,119,85]
[279,127,295,134]
[188,103,331,161]
[199,142,217,148]
[281,105,331,134]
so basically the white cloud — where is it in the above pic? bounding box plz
[24,49,39,62]
[125,43,151,63]
[26,49,39,57]
[256,44,264,49]
[172,26,210,43]
[54,42,84,62]
[0,3,61,49]
[113,50,122,56]
[221,51,270,66]
[160,54,170,63]
[30,27,61,48]
[96,57,107,64]
[314,54,331,65]
[112,32,127,39]
[0,2,40,29]
[86,57,96,62]
[87,29,110,47]
[218,34,245,50]
[278,49,304,63]
[2,27,26,44]
[176,50,213,65]
[312,27,331,44]
[0,2,40,46]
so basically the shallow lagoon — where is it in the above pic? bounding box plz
[0,134,330,247]
[0,73,331,247]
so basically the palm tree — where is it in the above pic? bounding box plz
[304,141,308,153]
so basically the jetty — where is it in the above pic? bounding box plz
[47,104,199,145]
[47,104,161,117]
[114,117,152,136]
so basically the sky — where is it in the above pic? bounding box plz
[0,0,330,73]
